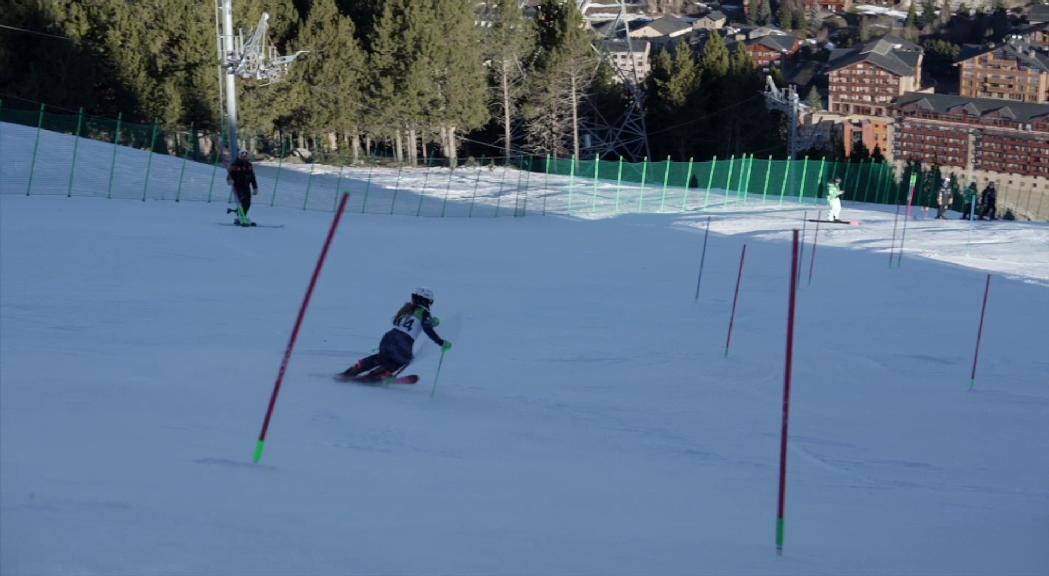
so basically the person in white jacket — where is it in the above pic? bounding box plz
[827,177,844,221]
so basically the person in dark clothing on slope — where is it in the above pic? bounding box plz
[338,288,452,383]
[226,150,258,221]
[979,182,997,220]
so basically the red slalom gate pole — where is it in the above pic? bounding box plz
[777,229,800,555]
[970,273,992,390]
[724,244,747,357]
[254,192,351,463]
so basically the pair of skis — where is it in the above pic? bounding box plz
[333,372,419,386]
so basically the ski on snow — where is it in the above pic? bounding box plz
[333,373,419,386]
[807,219,860,226]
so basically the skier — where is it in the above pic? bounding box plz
[936,177,951,219]
[226,150,258,224]
[338,288,452,383]
[827,177,844,222]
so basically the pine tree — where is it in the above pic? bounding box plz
[484,0,537,162]
[645,45,700,159]
[523,0,598,158]
[294,0,366,160]
[431,0,490,166]
[806,86,823,110]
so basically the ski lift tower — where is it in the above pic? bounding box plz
[763,75,812,159]
[583,0,651,161]
[217,0,306,159]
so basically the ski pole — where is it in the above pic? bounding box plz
[430,347,448,398]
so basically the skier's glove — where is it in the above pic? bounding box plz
[441,340,453,352]
[431,316,440,327]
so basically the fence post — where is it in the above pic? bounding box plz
[615,156,623,214]
[638,156,649,212]
[568,153,576,213]
[494,163,508,217]
[813,158,825,205]
[543,153,551,216]
[390,163,404,215]
[207,126,224,203]
[106,111,123,200]
[442,158,454,217]
[176,122,194,202]
[725,155,736,201]
[469,158,483,218]
[333,164,344,212]
[361,163,374,214]
[66,107,85,198]
[25,104,46,196]
[842,159,854,199]
[681,157,694,211]
[798,156,810,203]
[416,158,432,217]
[591,156,601,213]
[761,155,772,204]
[302,161,316,210]
[519,157,532,216]
[703,156,717,209]
[742,154,755,202]
[779,159,791,206]
[142,118,160,201]
[271,136,287,205]
[659,155,671,212]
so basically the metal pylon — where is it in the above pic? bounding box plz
[582,0,650,161]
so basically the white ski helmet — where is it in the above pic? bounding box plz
[411,287,434,308]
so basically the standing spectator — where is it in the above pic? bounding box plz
[936,177,952,219]
[979,182,997,220]
[961,182,977,220]
[226,150,258,224]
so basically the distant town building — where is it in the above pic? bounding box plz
[628,15,694,39]
[743,34,802,69]
[1029,2,1049,25]
[956,36,1049,103]
[827,35,923,159]
[828,35,924,117]
[692,11,727,31]
[893,92,1049,219]
[804,0,850,14]
[600,38,652,84]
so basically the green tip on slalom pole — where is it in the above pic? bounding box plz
[970,378,976,391]
[253,440,266,463]
[776,517,785,555]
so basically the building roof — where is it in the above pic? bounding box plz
[746,34,801,53]
[702,10,727,22]
[956,36,1049,73]
[634,14,693,36]
[827,35,922,76]
[601,38,651,55]
[894,92,1049,124]
[1029,2,1049,24]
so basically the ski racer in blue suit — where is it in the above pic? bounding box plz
[339,287,452,382]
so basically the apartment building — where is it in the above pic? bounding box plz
[828,35,924,117]
[957,36,1049,103]
[600,38,652,84]
[893,92,1049,219]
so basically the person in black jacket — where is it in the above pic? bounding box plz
[338,288,452,383]
[226,150,258,220]
[979,182,997,220]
